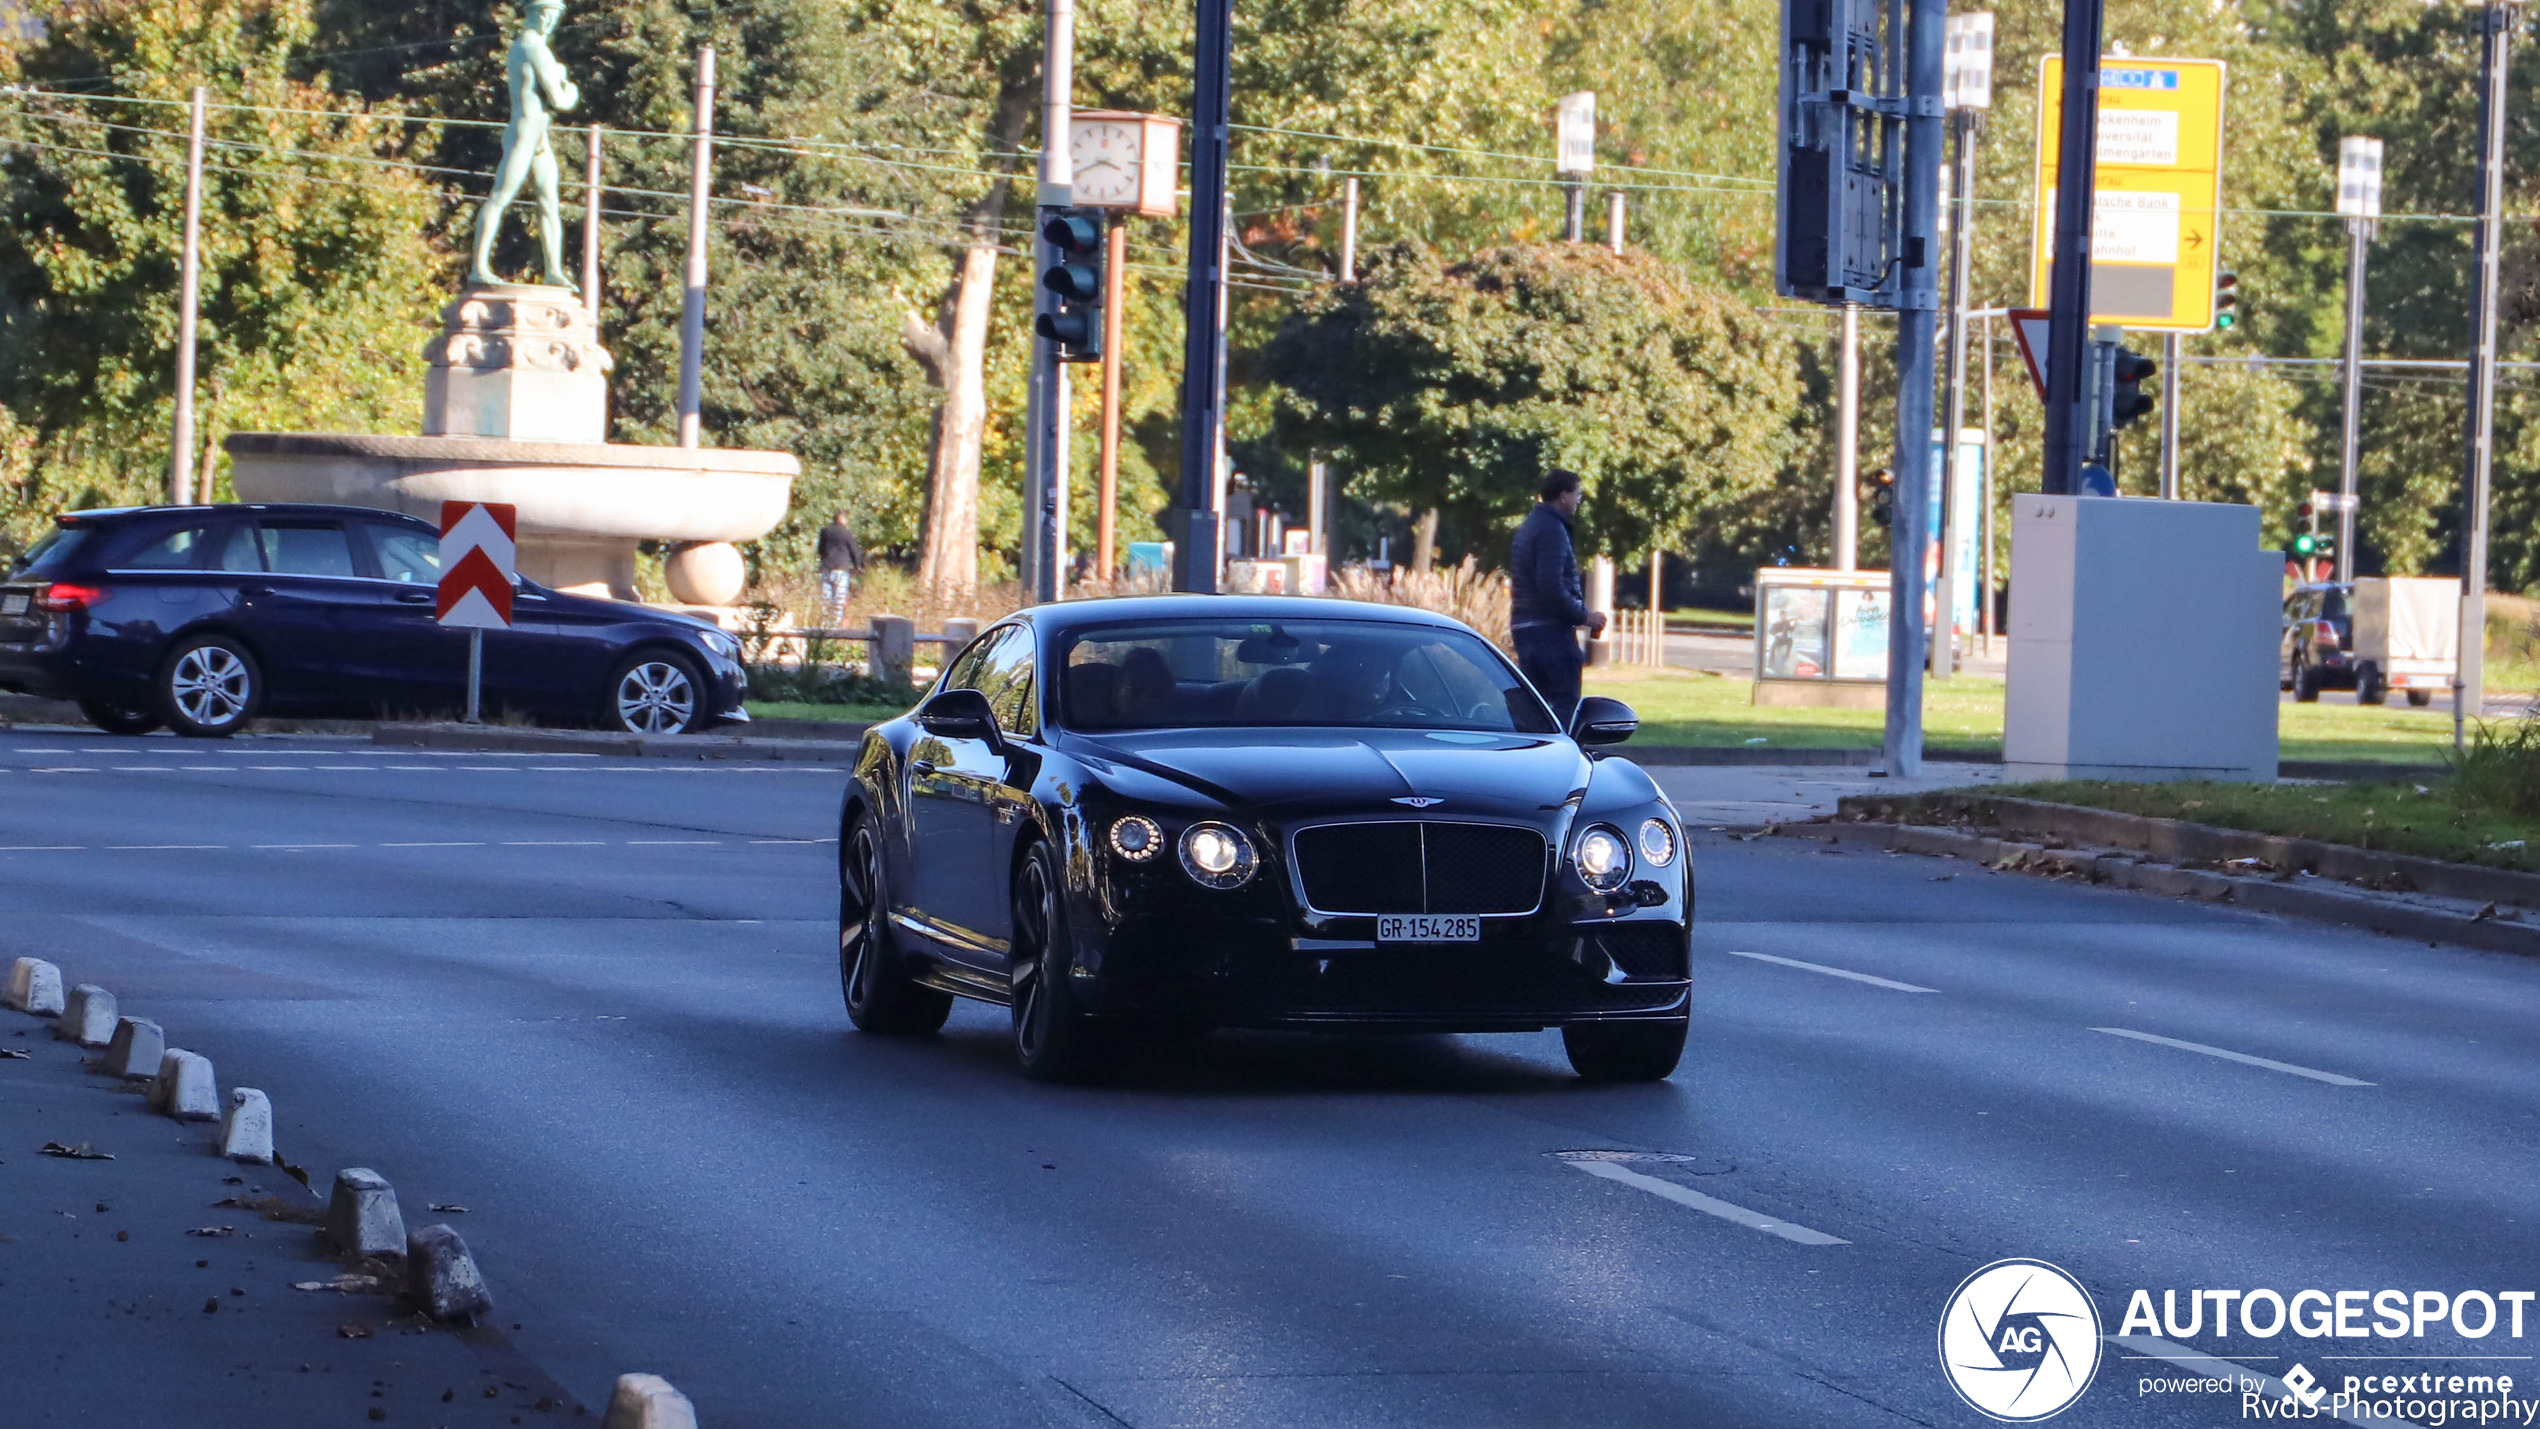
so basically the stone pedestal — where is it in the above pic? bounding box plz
[423,284,612,443]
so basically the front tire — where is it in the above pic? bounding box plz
[839,814,950,1035]
[157,635,261,738]
[2408,689,2434,707]
[605,650,706,734]
[1010,840,1100,1082]
[79,695,161,736]
[1563,1016,1687,1083]
[2292,660,2323,703]
[2358,663,2387,706]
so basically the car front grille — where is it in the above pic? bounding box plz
[1290,821,1547,916]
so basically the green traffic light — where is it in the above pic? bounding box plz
[2292,533,2318,556]
[2216,312,2236,329]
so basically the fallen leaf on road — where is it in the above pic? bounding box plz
[2474,902,2499,922]
[428,1204,467,1213]
[39,1141,111,1160]
[337,1321,374,1339]
[186,1226,236,1238]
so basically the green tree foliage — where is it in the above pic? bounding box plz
[1262,242,1803,565]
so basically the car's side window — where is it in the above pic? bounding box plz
[215,525,265,573]
[941,630,1001,695]
[363,524,441,584]
[117,526,214,570]
[975,628,1038,737]
[257,523,357,578]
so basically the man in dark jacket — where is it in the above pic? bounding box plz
[1509,468,1604,725]
[817,511,864,625]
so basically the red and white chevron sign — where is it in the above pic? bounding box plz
[437,501,518,630]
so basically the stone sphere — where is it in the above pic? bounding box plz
[663,541,746,606]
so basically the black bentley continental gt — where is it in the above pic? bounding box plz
[835,595,1693,1082]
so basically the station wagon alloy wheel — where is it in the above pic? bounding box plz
[157,635,262,738]
[611,655,700,734]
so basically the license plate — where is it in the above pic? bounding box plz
[0,595,23,616]
[1377,913,1479,943]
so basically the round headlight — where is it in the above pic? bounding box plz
[1638,817,1677,867]
[1109,814,1162,862]
[1573,826,1631,891]
[1179,822,1257,889]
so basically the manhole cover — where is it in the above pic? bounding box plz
[1550,1150,1736,1174]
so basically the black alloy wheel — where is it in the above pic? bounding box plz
[157,634,262,738]
[1561,1015,1689,1083]
[839,814,950,1035]
[1010,839,1099,1082]
[605,650,707,735]
[2358,664,2388,706]
[2292,658,2323,703]
[78,696,161,736]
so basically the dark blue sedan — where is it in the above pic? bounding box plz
[0,503,749,737]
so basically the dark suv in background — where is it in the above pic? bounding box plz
[0,504,748,737]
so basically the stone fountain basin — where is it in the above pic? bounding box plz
[224,433,799,543]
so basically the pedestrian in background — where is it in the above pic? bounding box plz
[1509,467,1605,726]
[817,511,863,628]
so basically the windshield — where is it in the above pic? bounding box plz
[7,526,93,581]
[1059,618,1560,734]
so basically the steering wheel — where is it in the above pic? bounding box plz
[1370,701,1434,722]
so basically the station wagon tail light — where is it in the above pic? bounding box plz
[1109,814,1162,863]
[1573,826,1631,891]
[38,582,108,612]
[1638,818,1677,868]
[1179,823,1257,890]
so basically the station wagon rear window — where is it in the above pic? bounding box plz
[8,526,93,580]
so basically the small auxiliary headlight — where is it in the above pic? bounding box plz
[1638,818,1677,867]
[1178,822,1257,889]
[1573,826,1631,892]
[1109,814,1163,862]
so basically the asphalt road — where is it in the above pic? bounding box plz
[5,729,2537,1427]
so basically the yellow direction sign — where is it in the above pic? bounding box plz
[2028,56,2226,330]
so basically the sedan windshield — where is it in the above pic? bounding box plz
[1060,618,1560,734]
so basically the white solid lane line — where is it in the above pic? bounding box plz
[1563,1160,1850,1246]
[2110,1336,2410,1424]
[1724,949,1938,994]
[2091,1027,2374,1087]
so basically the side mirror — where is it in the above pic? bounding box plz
[915,687,1002,746]
[1570,695,1637,747]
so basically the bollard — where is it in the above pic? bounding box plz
[219,1087,273,1163]
[603,1374,698,1429]
[4,956,64,1016]
[56,984,117,1046]
[940,616,981,656]
[103,1017,166,1080]
[869,613,915,689]
[324,1168,408,1260]
[405,1224,494,1323]
[151,1049,219,1122]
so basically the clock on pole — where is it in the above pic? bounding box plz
[1067,110,1181,576]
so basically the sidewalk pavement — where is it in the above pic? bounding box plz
[1648,761,2002,828]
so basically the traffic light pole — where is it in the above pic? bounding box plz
[1933,106,1979,681]
[1173,0,1235,594]
[2040,0,2105,497]
[2158,331,2181,499]
[1024,0,1076,604]
[2337,217,2371,584]
[2459,0,2516,745]
[1884,0,1945,778]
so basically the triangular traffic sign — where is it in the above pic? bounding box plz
[2008,308,2052,401]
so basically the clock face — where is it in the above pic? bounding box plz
[1070,120,1142,206]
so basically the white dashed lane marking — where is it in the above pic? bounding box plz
[1723,949,1938,994]
[1556,1155,1849,1246]
[2091,1027,2376,1087]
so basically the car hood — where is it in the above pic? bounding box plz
[1067,726,1588,820]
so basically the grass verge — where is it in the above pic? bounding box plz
[745,700,903,724]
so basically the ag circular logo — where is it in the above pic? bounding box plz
[1938,1258,2103,1421]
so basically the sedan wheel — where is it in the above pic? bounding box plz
[607,652,704,734]
[1563,1016,1688,1083]
[839,816,950,1035]
[158,636,261,738]
[78,696,161,737]
[1010,841,1099,1082]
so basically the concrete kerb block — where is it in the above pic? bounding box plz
[151,1049,220,1122]
[55,984,117,1045]
[219,1087,274,1163]
[4,956,64,1016]
[603,1374,699,1429]
[325,1168,407,1260]
[103,1016,165,1079]
[405,1223,493,1323]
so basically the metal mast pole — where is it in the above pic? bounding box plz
[2157,332,2181,498]
[1885,0,1945,777]
[1174,0,1234,593]
[582,124,603,324]
[1339,176,1359,281]
[2459,0,2515,745]
[170,86,207,505]
[1096,216,1126,579]
[1607,189,1626,253]
[675,47,714,450]
[1981,312,1997,649]
[2336,219,2369,582]
[1834,305,1860,570]
[2040,4,2106,496]
[1934,107,1978,680]
[1024,0,1075,603]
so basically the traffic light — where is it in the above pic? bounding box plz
[2110,346,2158,429]
[2215,268,2240,330]
[1033,207,1105,362]
[2291,498,2321,559]
[1867,467,1897,528]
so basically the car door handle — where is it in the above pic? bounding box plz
[392,590,433,605]
[239,585,272,599]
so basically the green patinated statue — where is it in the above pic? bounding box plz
[467,0,582,289]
